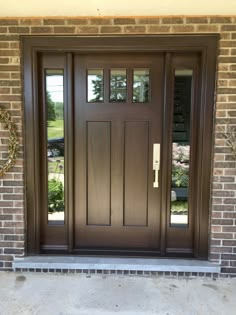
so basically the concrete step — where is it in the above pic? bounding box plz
[13,256,220,273]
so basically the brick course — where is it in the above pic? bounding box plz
[0,16,235,275]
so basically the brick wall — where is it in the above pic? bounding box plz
[0,16,235,275]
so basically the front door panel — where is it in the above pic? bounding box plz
[74,54,164,251]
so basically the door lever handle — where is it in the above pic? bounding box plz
[153,144,160,188]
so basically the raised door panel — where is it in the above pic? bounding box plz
[87,121,111,226]
[124,121,149,227]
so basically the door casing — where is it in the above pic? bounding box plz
[23,35,218,258]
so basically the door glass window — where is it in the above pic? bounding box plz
[133,69,150,103]
[46,69,65,223]
[87,69,104,102]
[110,69,127,102]
[170,69,193,227]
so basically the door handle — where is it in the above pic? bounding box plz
[153,143,160,188]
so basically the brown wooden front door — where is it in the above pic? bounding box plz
[24,36,217,258]
[74,54,164,251]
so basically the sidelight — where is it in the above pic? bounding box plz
[170,69,193,227]
[46,69,65,223]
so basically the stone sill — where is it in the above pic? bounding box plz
[13,256,220,274]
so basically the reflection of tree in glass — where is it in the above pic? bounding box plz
[172,143,190,187]
[90,74,127,102]
[46,91,56,122]
[110,74,126,102]
[90,75,103,102]
[55,102,64,119]
[133,74,149,103]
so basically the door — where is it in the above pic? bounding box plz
[74,54,164,251]
[25,35,217,257]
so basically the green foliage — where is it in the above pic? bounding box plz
[48,178,64,213]
[171,200,188,214]
[172,143,190,188]
[46,91,56,122]
[55,102,64,119]
[172,164,189,187]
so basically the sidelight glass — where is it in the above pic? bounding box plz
[46,69,65,223]
[87,69,104,102]
[110,69,127,102]
[133,69,150,103]
[170,69,193,227]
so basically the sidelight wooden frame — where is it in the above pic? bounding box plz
[23,35,218,258]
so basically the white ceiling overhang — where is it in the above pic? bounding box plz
[0,0,236,17]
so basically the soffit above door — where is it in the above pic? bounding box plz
[1,0,236,17]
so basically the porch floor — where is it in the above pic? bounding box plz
[13,256,220,273]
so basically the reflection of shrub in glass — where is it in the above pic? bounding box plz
[48,160,64,213]
[48,179,64,213]
[172,143,190,188]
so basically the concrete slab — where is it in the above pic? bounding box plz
[13,256,220,273]
[0,272,235,315]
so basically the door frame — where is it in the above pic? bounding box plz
[23,35,218,258]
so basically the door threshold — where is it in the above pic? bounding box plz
[13,256,220,274]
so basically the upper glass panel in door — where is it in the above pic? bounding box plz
[110,69,127,102]
[87,69,104,102]
[133,69,150,103]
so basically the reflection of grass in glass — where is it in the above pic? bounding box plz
[171,200,188,214]
[48,158,64,174]
[48,119,64,139]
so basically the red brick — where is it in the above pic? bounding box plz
[31,27,52,34]
[20,19,42,26]
[66,19,88,25]
[124,26,146,33]
[100,26,121,33]
[196,25,219,32]
[8,27,30,33]
[77,26,99,33]
[114,18,136,25]
[221,25,236,31]
[137,18,161,24]
[161,18,184,24]
[89,19,112,25]
[0,42,9,48]
[148,25,171,33]
[171,25,194,32]
[186,17,208,24]
[43,19,65,25]
[53,27,76,33]
[210,17,232,23]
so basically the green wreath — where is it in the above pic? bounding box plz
[0,108,19,178]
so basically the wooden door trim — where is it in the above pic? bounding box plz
[23,35,218,257]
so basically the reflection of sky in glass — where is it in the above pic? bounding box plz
[87,70,103,102]
[88,75,97,101]
[46,75,63,102]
